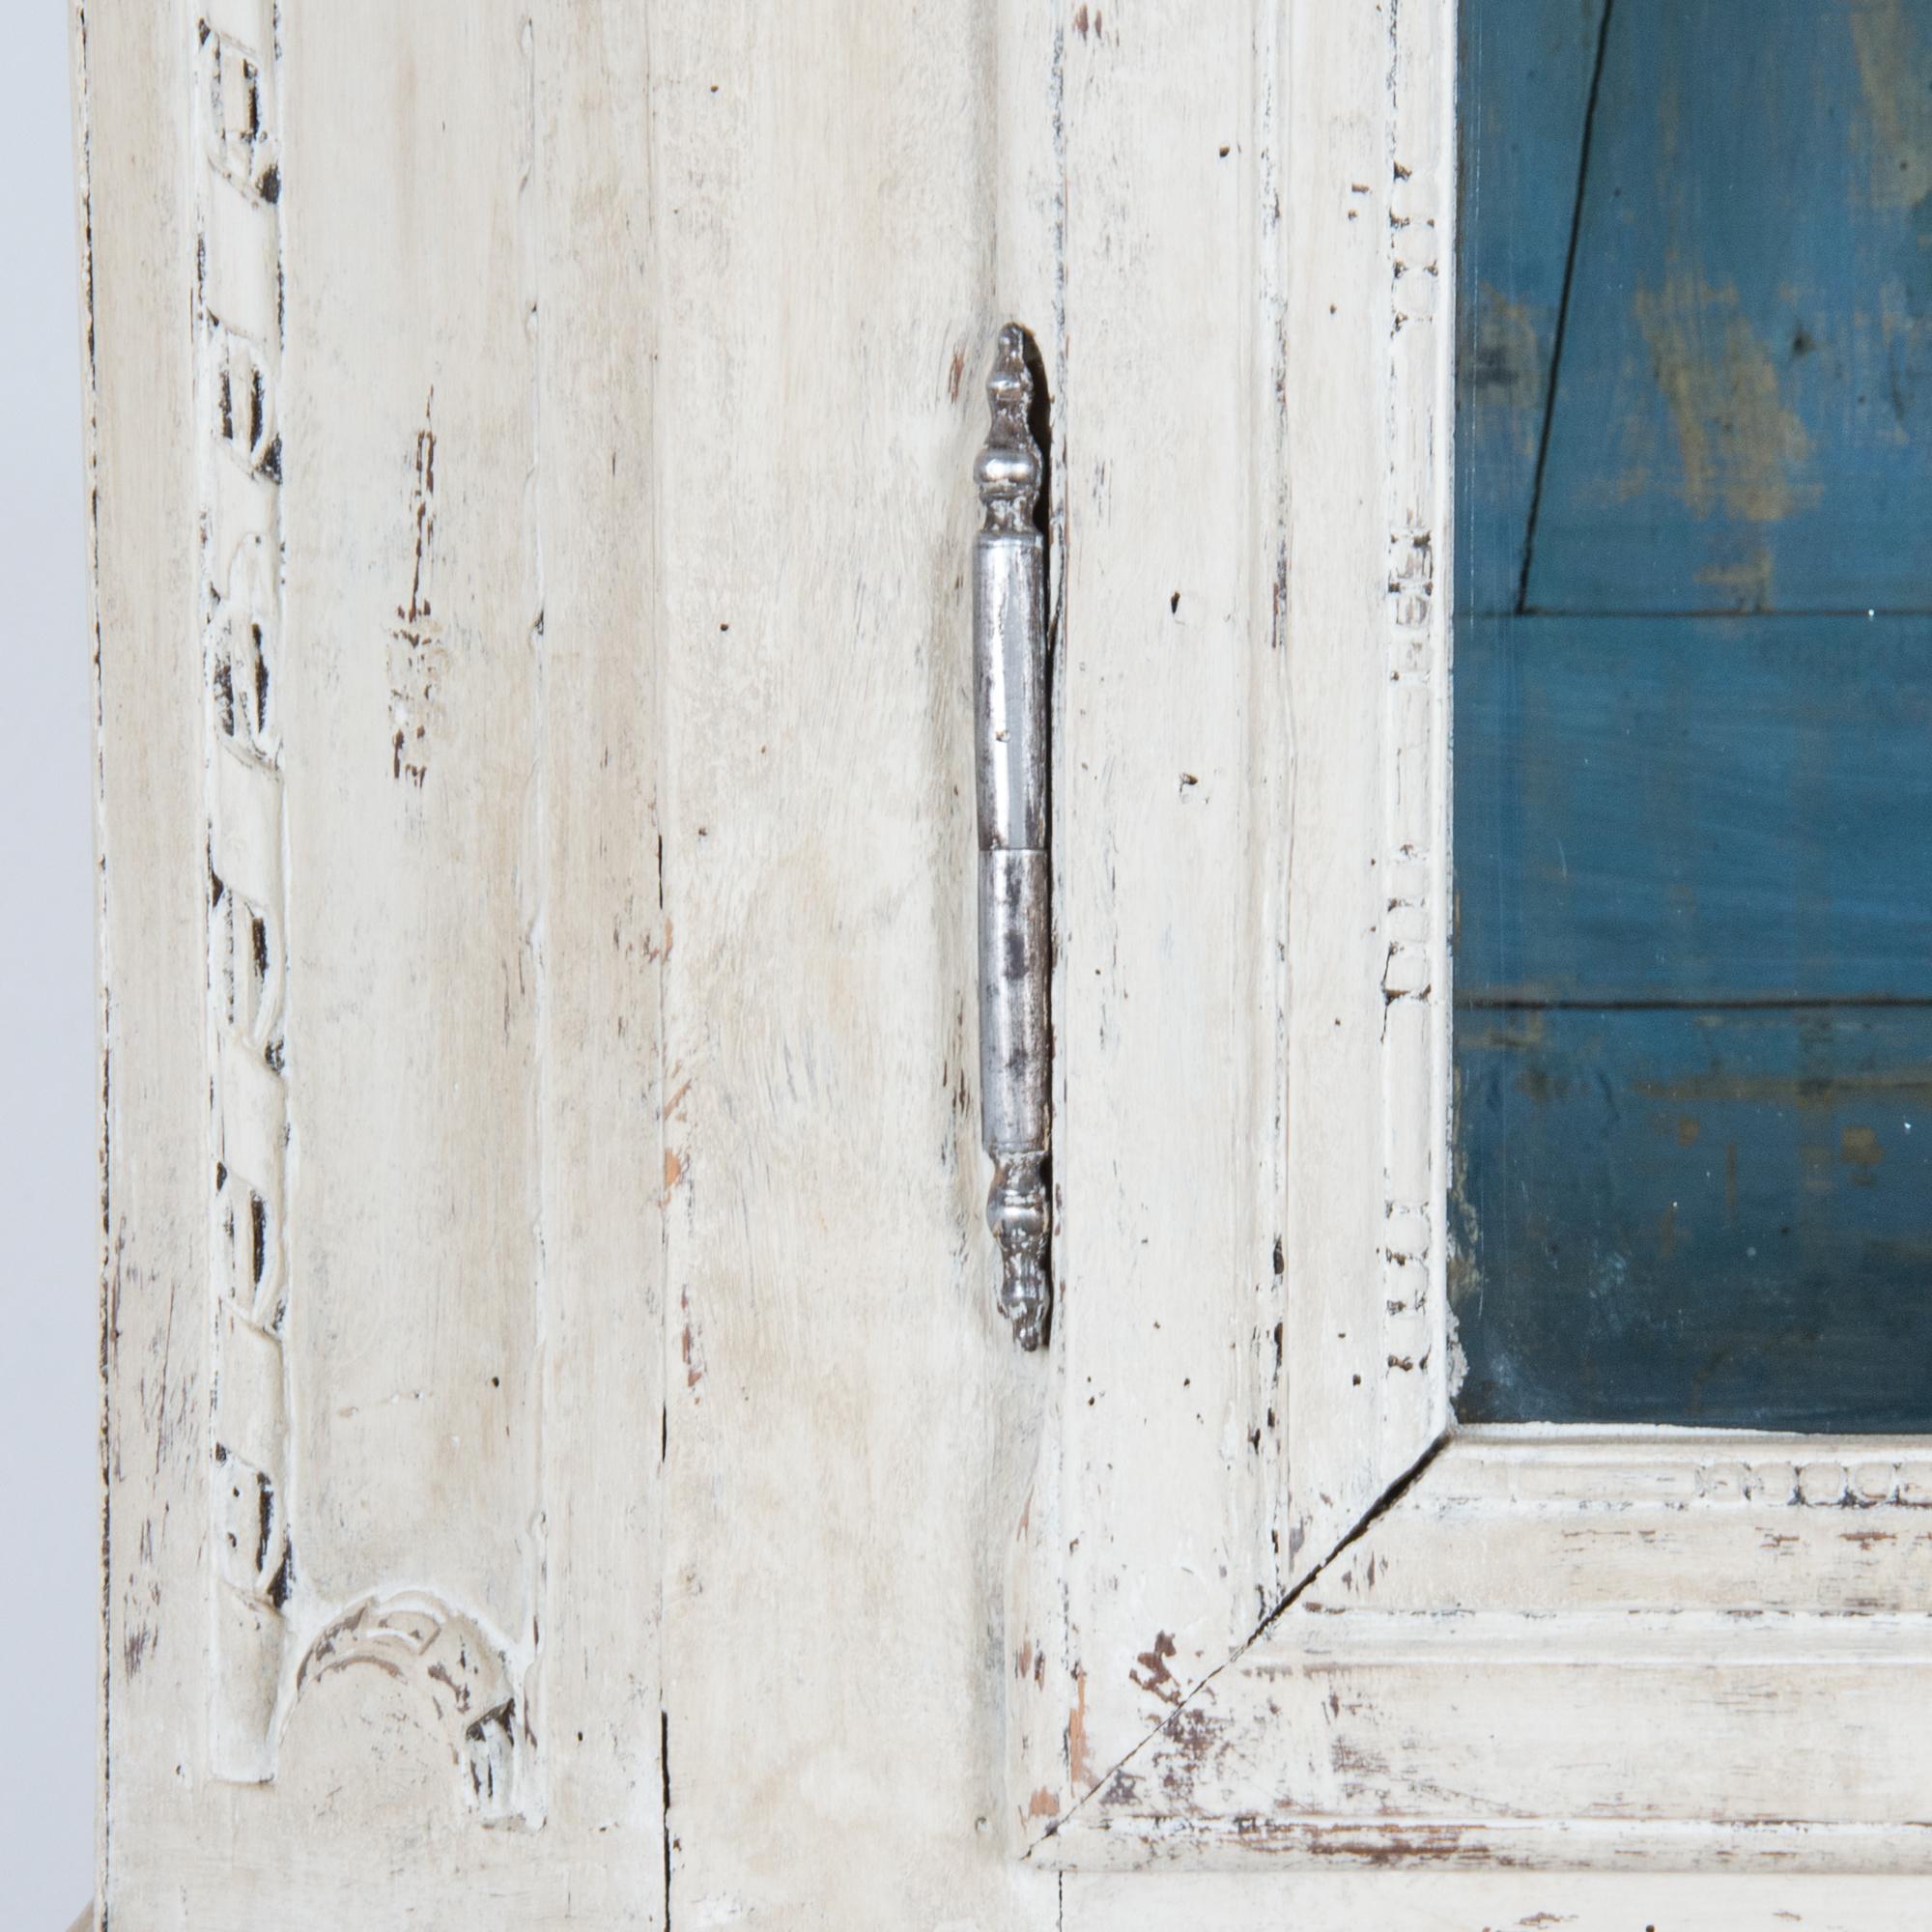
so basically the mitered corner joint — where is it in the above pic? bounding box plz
[973,325,1052,1350]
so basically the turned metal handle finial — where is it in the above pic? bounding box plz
[976,325,1042,534]
[973,325,1051,1350]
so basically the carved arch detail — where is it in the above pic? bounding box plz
[290,1594,533,1827]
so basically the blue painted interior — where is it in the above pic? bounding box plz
[1452,0,1932,1426]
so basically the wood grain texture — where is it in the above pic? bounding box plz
[1009,0,1295,1826]
[94,0,667,1919]
[1454,0,1606,620]
[83,0,206,1915]
[1525,0,1932,614]
[646,2,1055,1922]
[1048,1433,1932,1872]
[1456,616,1932,1001]
[1455,0,1932,1431]
[1455,1005,1932,1428]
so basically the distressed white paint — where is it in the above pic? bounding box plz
[1046,1432,1932,1870]
[81,0,1930,1923]
[88,0,1049,1923]
[88,0,673,1918]
[1009,0,1455,1851]
[1005,0,1932,1895]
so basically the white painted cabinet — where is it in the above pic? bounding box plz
[78,2,1932,1926]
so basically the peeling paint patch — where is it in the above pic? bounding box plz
[1634,267,1816,525]
[1067,1667,1092,1788]
[1467,283,1547,454]
[1129,1629,1180,1705]
[679,1285,703,1393]
[1849,0,1932,208]
[388,393,446,787]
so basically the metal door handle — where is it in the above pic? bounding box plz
[974,327,1051,1350]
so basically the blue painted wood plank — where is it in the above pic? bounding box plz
[1455,2,1932,1429]
[1522,0,1932,614]
[1454,1006,1932,1428]
[1456,613,1932,1002]
[1456,0,1607,618]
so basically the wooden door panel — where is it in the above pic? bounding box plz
[279,0,542,1676]
[90,0,1056,1923]
[93,0,668,1917]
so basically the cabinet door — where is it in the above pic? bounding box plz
[84,2,1932,1928]
[1009,1,1932,1920]
[87,2,1047,1924]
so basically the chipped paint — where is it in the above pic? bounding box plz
[1634,267,1816,525]
[1467,283,1546,453]
[1128,1631,1179,1706]
[1848,0,1932,208]
[1066,1667,1092,1789]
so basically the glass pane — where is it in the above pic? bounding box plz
[1452,0,1932,1427]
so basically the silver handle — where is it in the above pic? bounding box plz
[974,326,1051,1350]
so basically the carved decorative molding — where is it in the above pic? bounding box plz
[1378,30,1448,1449]
[1430,1434,1932,1511]
[197,0,293,1784]
[293,1595,531,1824]
[191,12,537,1816]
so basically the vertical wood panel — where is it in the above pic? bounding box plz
[1454,0,1606,618]
[1012,0,1457,1853]
[98,1,668,1919]
[279,0,541,1642]
[1526,0,1932,613]
[527,0,666,1896]
[83,0,205,1912]
[648,3,1056,1924]
[1272,0,1453,1590]
[1009,0,1295,1828]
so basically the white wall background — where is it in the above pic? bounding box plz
[2,5,99,1923]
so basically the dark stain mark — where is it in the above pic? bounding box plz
[1154,1702,1232,1806]
[389,392,442,787]
[662,1708,674,1921]
[1129,1630,1181,1705]
[1067,1667,1093,1787]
